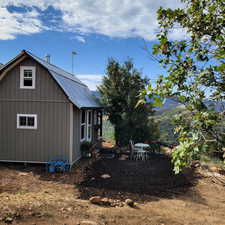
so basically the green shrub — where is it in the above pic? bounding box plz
[80,141,93,153]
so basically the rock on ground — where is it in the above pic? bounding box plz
[79,220,98,225]
[89,196,102,204]
[125,199,134,207]
[100,174,111,179]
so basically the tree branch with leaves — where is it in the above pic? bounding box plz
[139,0,225,173]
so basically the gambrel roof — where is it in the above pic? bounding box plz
[0,50,102,109]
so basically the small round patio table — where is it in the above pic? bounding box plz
[134,143,149,150]
[134,143,150,160]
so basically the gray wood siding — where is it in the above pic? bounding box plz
[0,101,70,162]
[72,107,81,161]
[0,57,71,163]
[0,57,68,102]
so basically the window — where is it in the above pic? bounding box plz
[80,110,86,141]
[94,111,102,137]
[97,111,101,125]
[87,110,92,141]
[20,66,36,89]
[17,114,37,129]
[94,111,99,125]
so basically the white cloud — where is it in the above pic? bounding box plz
[0,7,44,40]
[73,35,86,43]
[0,0,185,41]
[77,74,103,90]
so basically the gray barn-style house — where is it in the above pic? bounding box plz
[0,50,103,165]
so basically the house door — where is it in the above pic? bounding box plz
[87,110,92,141]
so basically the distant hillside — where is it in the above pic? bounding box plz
[152,97,224,112]
[155,98,181,111]
[153,104,225,145]
[152,105,187,144]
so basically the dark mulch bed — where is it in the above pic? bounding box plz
[77,155,199,202]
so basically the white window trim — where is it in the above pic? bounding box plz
[80,110,86,142]
[20,66,36,89]
[17,114,37,129]
[87,110,92,142]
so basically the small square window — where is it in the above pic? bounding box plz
[20,66,36,89]
[17,114,37,129]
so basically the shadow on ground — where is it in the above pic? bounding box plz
[0,155,205,204]
[76,155,204,203]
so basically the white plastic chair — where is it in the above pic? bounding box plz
[130,140,142,160]
[136,150,149,161]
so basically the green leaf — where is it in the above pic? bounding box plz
[178,95,186,103]
[153,97,165,107]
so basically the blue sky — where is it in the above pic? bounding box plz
[0,0,184,90]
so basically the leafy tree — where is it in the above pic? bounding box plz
[98,59,158,146]
[139,0,225,173]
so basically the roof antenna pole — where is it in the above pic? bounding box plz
[72,51,77,75]
[45,54,51,63]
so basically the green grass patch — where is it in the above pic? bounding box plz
[103,118,115,142]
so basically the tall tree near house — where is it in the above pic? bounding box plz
[139,0,225,173]
[98,59,158,146]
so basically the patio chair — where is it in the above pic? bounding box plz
[129,140,142,160]
[135,150,149,161]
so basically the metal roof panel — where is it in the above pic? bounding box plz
[50,71,102,108]
[25,51,102,108]
[26,51,85,86]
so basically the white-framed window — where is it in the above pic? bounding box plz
[17,114,37,129]
[97,111,101,125]
[20,66,36,89]
[97,111,102,137]
[87,110,92,141]
[80,110,86,141]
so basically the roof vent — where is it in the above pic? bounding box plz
[45,54,51,63]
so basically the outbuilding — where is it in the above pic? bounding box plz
[0,50,103,165]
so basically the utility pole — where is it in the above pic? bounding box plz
[72,51,77,74]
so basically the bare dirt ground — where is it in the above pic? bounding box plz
[0,155,225,225]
